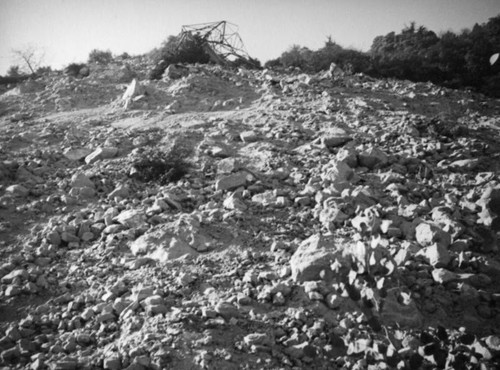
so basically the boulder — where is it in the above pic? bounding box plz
[122,79,144,108]
[132,234,197,262]
[290,234,348,283]
[321,159,356,193]
[85,147,118,164]
[163,65,189,80]
[240,130,259,143]
[415,222,451,248]
[215,172,252,191]
[70,172,94,189]
[358,147,389,169]
[417,243,451,267]
[114,209,146,229]
[63,148,93,161]
[5,184,29,197]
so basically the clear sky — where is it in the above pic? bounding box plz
[1,0,499,75]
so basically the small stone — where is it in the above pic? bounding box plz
[5,184,29,197]
[63,148,93,161]
[103,356,121,370]
[418,243,451,267]
[17,338,35,355]
[85,147,118,164]
[431,268,459,284]
[163,64,189,80]
[6,326,22,341]
[415,222,451,248]
[5,285,21,297]
[484,335,500,351]
[35,257,51,267]
[217,158,239,173]
[240,131,259,143]
[76,334,93,346]
[114,209,145,229]
[96,313,115,322]
[31,358,46,370]
[273,292,286,305]
[146,304,168,315]
[141,295,164,307]
[322,135,352,149]
[214,302,240,320]
[321,160,355,192]
[51,358,77,370]
[223,193,247,211]
[108,185,129,199]
[285,342,315,359]
[1,346,20,363]
[358,147,388,169]
[244,333,271,346]
[201,307,217,318]
[70,172,94,189]
[47,231,61,246]
[237,293,252,305]
[2,268,29,283]
[251,191,277,206]
[326,293,347,309]
[134,286,155,301]
[81,308,95,321]
[215,172,251,191]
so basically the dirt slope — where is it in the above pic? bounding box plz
[1,63,500,369]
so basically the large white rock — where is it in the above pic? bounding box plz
[290,234,348,283]
[85,147,118,164]
[415,222,451,248]
[70,172,95,189]
[63,148,93,161]
[215,172,252,191]
[321,159,356,193]
[131,230,197,262]
[358,147,389,169]
[114,209,146,229]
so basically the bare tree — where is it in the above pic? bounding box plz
[11,45,45,75]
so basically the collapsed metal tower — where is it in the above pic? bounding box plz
[178,21,257,67]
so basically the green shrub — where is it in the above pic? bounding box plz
[65,63,88,77]
[149,34,211,80]
[88,49,113,65]
[7,65,23,77]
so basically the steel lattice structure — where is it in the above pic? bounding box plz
[179,21,255,66]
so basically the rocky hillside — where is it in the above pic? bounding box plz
[1,62,500,369]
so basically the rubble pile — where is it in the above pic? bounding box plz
[1,61,500,369]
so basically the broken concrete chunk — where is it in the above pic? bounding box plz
[85,147,118,164]
[70,172,95,189]
[215,171,252,191]
[415,222,451,248]
[240,130,259,143]
[63,148,93,161]
[5,184,29,197]
[290,234,348,283]
[358,147,389,169]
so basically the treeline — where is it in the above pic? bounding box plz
[265,15,500,97]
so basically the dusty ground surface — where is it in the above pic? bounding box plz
[1,61,500,369]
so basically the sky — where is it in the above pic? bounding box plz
[1,0,500,75]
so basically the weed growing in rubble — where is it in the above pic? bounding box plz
[130,147,191,185]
